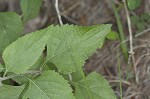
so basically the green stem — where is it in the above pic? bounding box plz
[110,0,129,60]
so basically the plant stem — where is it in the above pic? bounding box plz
[123,0,138,83]
[110,0,129,60]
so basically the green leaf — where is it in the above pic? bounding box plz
[130,16,139,25]
[141,13,150,21]
[136,22,145,32]
[2,28,49,74]
[127,0,141,10]
[73,72,117,99]
[46,61,57,71]
[0,12,23,55]
[0,85,24,99]
[106,31,119,40]
[23,70,75,99]
[10,56,44,85]
[29,55,45,70]
[71,70,84,82]
[0,63,4,72]
[47,24,111,73]
[11,73,34,85]
[20,0,42,22]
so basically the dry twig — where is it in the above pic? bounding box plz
[123,0,138,83]
[55,0,63,25]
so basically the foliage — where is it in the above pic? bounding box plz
[23,71,75,99]
[110,0,129,60]
[0,12,23,55]
[46,25,111,73]
[0,85,24,99]
[20,0,42,22]
[127,0,141,10]
[106,31,119,40]
[73,72,117,99]
[0,21,116,98]
[0,1,117,99]
[2,28,49,74]
[0,21,116,99]
[131,13,150,33]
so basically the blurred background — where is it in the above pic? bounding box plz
[0,0,150,98]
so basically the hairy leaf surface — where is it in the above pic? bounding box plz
[73,72,117,99]
[47,24,111,73]
[0,12,23,55]
[23,71,75,99]
[0,85,24,99]
[3,29,49,74]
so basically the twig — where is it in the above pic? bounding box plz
[122,0,134,55]
[123,0,138,83]
[55,0,63,25]
[109,79,131,86]
[135,28,150,37]
[123,92,142,99]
